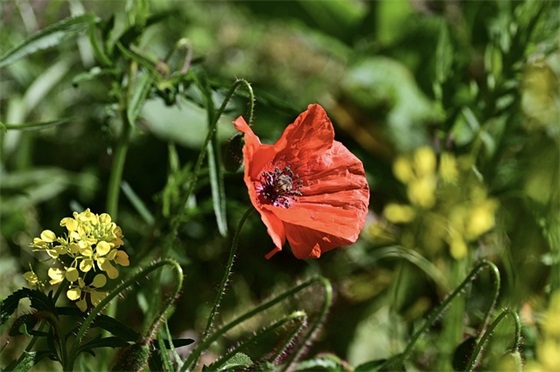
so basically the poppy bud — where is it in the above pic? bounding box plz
[221,133,244,172]
[112,339,151,372]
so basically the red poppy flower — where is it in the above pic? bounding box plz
[233,103,370,259]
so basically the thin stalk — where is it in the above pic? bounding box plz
[64,259,183,370]
[380,260,500,370]
[465,309,521,371]
[203,207,255,338]
[182,276,331,372]
[283,277,332,369]
[105,67,134,221]
[168,78,254,238]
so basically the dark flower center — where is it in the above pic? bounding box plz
[257,166,302,208]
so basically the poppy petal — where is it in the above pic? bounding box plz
[273,104,334,163]
[283,222,354,259]
[264,141,369,242]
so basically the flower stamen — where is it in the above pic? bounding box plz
[257,165,302,208]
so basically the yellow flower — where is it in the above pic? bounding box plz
[23,270,40,288]
[408,177,437,208]
[414,146,436,177]
[466,199,499,239]
[48,267,65,285]
[66,274,108,312]
[384,203,416,223]
[439,152,458,184]
[393,156,413,183]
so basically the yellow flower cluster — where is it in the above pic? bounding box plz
[375,146,498,259]
[24,209,129,311]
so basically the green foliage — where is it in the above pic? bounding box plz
[1,0,558,371]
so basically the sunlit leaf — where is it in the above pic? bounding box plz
[3,118,71,132]
[0,14,97,68]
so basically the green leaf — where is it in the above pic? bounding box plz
[78,335,131,355]
[435,21,453,84]
[213,352,253,371]
[116,42,160,78]
[91,314,140,342]
[296,353,348,371]
[195,72,228,237]
[121,181,155,225]
[0,14,97,68]
[1,288,56,326]
[3,118,72,131]
[4,351,50,372]
[88,22,112,66]
[127,72,153,126]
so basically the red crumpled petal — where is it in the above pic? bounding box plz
[233,104,370,259]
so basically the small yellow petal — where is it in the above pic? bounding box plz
[65,267,79,282]
[96,241,111,256]
[79,259,93,273]
[76,298,88,312]
[67,287,81,301]
[91,290,107,306]
[101,261,119,279]
[92,274,107,288]
[115,251,130,267]
[40,230,57,242]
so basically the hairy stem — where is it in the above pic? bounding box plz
[203,207,255,338]
[465,308,521,371]
[380,260,500,369]
[182,276,331,372]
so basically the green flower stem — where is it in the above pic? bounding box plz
[168,78,254,238]
[380,260,500,370]
[209,311,307,371]
[182,276,331,372]
[465,308,521,371]
[202,207,255,339]
[105,94,132,219]
[283,277,332,369]
[64,259,183,370]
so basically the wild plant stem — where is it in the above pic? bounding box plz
[202,207,255,339]
[465,308,521,371]
[167,78,254,239]
[182,276,331,372]
[380,260,500,370]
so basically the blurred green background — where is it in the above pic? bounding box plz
[1,0,558,370]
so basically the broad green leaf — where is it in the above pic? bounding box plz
[341,57,442,151]
[3,118,71,131]
[0,14,97,68]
